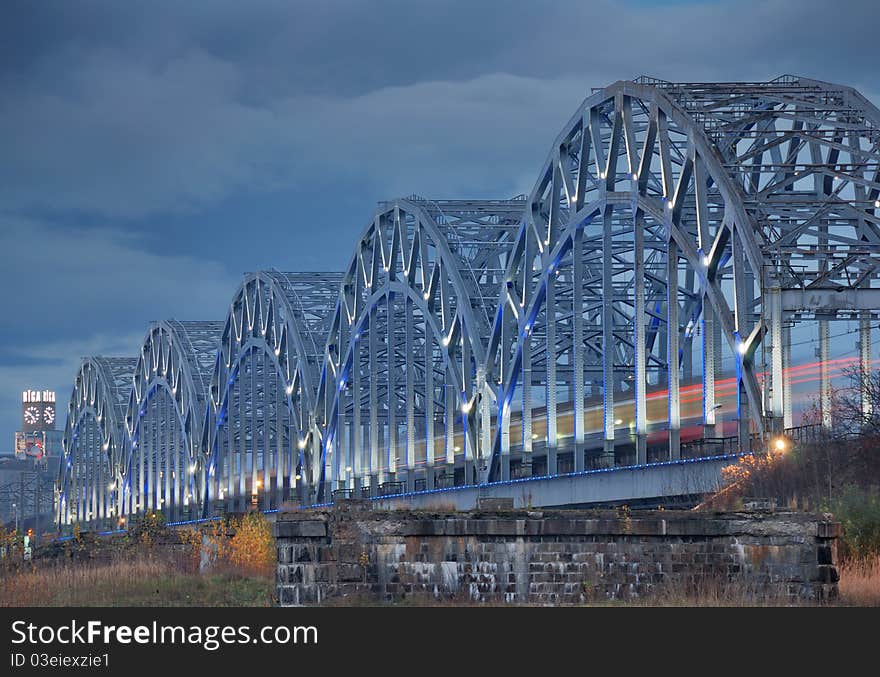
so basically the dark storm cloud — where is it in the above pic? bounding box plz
[0,0,877,445]
[4,0,878,98]
[2,0,878,219]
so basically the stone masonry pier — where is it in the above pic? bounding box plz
[274,501,840,605]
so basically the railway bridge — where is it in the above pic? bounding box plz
[57,76,880,527]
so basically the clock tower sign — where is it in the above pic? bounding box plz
[16,389,61,464]
[21,389,56,432]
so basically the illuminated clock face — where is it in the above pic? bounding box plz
[43,406,55,425]
[24,405,40,426]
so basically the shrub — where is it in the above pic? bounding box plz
[186,513,274,578]
[827,485,880,561]
[225,513,274,577]
[127,510,167,546]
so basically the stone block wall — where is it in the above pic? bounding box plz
[275,502,839,605]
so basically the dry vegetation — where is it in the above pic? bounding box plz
[837,556,880,607]
[0,511,275,607]
[700,368,880,606]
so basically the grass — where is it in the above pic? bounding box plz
[0,556,274,607]
[837,556,880,607]
[3,554,877,607]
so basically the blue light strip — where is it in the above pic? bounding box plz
[50,452,748,541]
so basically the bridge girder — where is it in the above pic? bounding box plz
[56,76,880,527]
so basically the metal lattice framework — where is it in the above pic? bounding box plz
[205,271,342,511]
[483,76,880,482]
[55,76,880,527]
[124,320,223,520]
[315,197,523,498]
[58,357,136,526]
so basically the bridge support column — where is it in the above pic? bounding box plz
[768,286,784,434]
[166,394,174,518]
[819,319,831,429]
[668,239,681,461]
[96,452,104,526]
[860,312,872,424]
[783,323,793,430]
[463,459,474,487]
[545,279,559,475]
[500,398,511,481]
[737,379,751,454]
[369,306,380,487]
[634,209,648,465]
[600,204,615,469]
[521,333,533,476]
[732,226,753,454]
[597,446,615,469]
[500,455,511,481]
[702,297,717,438]
[572,226,585,472]
[423,317,434,492]
[546,445,558,478]
[275,384,285,509]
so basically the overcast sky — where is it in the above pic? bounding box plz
[1,0,878,448]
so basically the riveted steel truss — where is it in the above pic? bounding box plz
[56,76,880,528]
[315,197,523,499]
[205,271,342,511]
[482,76,880,482]
[125,320,223,521]
[58,357,137,526]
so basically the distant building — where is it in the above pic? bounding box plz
[15,389,62,466]
[1,389,61,533]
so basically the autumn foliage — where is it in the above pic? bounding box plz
[181,512,274,577]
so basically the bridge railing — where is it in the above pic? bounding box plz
[784,424,826,445]
[679,435,759,459]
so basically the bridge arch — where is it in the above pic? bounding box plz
[483,76,880,482]
[315,197,523,498]
[52,76,880,521]
[58,357,136,527]
[124,320,223,520]
[205,271,342,510]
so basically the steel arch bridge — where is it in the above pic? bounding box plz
[314,197,523,500]
[57,75,880,528]
[204,271,343,513]
[484,75,880,482]
[59,357,137,526]
[124,320,223,521]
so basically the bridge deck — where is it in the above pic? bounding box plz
[370,454,742,511]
